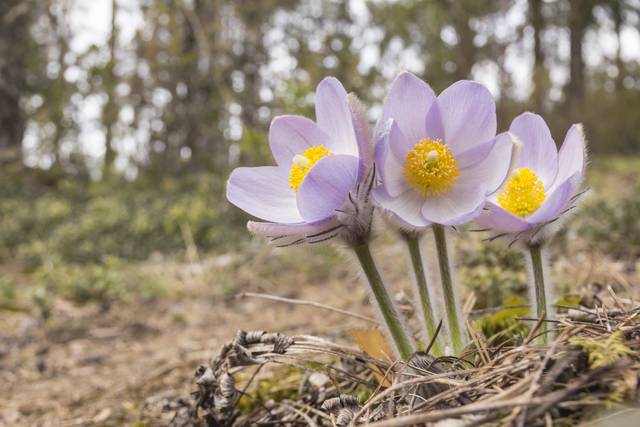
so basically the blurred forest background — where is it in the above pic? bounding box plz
[2,1,640,424]
[0,0,639,307]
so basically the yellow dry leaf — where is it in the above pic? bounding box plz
[350,328,394,386]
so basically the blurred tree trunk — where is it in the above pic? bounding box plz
[238,5,264,131]
[449,0,476,80]
[103,0,118,178]
[566,0,592,119]
[611,1,625,91]
[183,0,226,173]
[46,1,73,167]
[0,0,30,161]
[180,1,203,173]
[529,0,548,113]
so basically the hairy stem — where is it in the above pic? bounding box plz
[432,224,465,355]
[353,243,414,360]
[528,241,551,344]
[404,234,443,356]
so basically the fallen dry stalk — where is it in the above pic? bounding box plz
[237,292,379,325]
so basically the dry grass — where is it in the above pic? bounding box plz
[177,293,640,427]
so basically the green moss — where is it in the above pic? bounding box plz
[352,386,373,403]
[475,296,530,345]
[236,366,304,414]
[555,294,582,309]
[570,331,632,369]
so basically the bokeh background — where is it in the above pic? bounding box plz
[1,0,640,425]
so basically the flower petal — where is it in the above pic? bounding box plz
[425,99,445,141]
[510,112,558,188]
[227,166,303,223]
[453,138,496,169]
[436,80,497,154]
[381,71,436,146]
[296,154,359,222]
[376,121,410,197]
[315,77,358,156]
[348,93,373,179]
[385,117,414,164]
[474,201,531,233]
[374,124,387,177]
[269,115,332,166]
[373,187,431,228]
[457,133,513,194]
[552,124,586,191]
[421,183,487,225]
[527,173,577,224]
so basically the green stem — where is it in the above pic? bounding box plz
[353,243,414,360]
[528,241,550,344]
[404,234,444,357]
[432,224,465,355]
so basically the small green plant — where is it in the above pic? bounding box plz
[0,166,247,270]
[32,258,124,310]
[459,239,527,309]
[0,276,17,309]
[578,196,640,259]
[30,285,52,319]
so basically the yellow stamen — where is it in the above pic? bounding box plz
[404,139,459,196]
[289,145,332,190]
[498,167,546,216]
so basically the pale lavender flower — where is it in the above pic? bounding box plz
[226,77,373,246]
[373,72,513,228]
[372,72,513,355]
[475,112,587,241]
[475,112,587,343]
[227,79,413,357]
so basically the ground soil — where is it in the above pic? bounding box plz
[1,237,638,427]
[0,243,378,426]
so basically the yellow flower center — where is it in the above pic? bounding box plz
[403,138,459,196]
[498,167,546,216]
[288,145,332,191]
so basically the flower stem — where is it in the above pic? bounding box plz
[527,241,551,344]
[403,234,443,357]
[432,224,465,355]
[353,243,414,360]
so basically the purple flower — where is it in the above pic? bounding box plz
[475,112,587,238]
[226,77,373,246]
[373,72,513,228]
